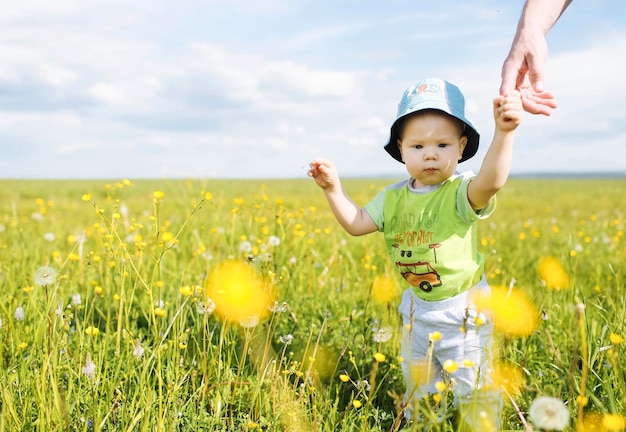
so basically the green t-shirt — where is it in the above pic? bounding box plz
[364,172,495,301]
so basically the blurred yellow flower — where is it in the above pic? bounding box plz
[462,359,475,368]
[18,342,28,350]
[580,411,603,431]
[352,400,362,409]
[435,381,447,392]
[538,256,570,290]
[206,260,272,323]
[491,361,524,396]
[82,193,92,201]
[339,374,350,382]
[443,360,458,374]
[154,307,167,317]
[179,285,194,297]
[153,190,165,199]
[373,352,386,363]
[409,359,436,387]
[371,274,400,304]
[609,333,624,345]
[429,331,443,342]
[603,413,626,431]
[85,326,100,336]
[471,285,538,337]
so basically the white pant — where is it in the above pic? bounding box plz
[399,279,502,430]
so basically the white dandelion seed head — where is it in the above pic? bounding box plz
[14,305,25,321]
[529,396,570,431]
[239,241,252,253]
[133,339,145,359]
[154,299,165,308]
[43,232,56,242]
[289,256,297,265]
[72,293,82,306]
[197,298,216,315]
[268,235,281,247]
[82,352,96,380]
[372,326,393,343]
[279,334,293,345]
[119,204,129,218]
[0,316,3,329]
[356,380,371,392]
[239,315,260,328]
[259,252,273,263]
[31,212,44,221]
[269,301,288,313]
[34,266,57,286]
[55,302,64,316]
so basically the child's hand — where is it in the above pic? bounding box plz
[493,90,523,132]
[308,158,340,191]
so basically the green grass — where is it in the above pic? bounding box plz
[0,177,624,431]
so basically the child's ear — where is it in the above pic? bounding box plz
[397,139,404,161]
[458,136,468,160]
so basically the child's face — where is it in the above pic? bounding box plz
[397,112,467,188]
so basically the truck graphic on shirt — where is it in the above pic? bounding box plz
[393,244,443,293]
[396,260,442,292]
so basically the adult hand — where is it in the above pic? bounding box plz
[500,31,557,116]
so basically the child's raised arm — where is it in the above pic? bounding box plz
[467,90,523,210]
[308,158,378,236]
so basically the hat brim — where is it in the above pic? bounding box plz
[384,109,479,164]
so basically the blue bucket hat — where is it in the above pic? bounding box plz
[384,78,479,164]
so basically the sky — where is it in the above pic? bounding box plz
[1,0,625,179]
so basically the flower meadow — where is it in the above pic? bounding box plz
[0,177,624,432]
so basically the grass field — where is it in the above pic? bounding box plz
[0,177,624,431]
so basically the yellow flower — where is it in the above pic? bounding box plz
[82,193,92,201]
[204,192,213,200]
[609,333,624,345]
[153,190,165,199]
[603,413,626,431]
[490,361,524,396]
[429,331,443,342]
[22,286,34,294]
[409,359,436,387]
[471,285,539,338]
[443,360,458,374]
[339,374,350,382]
[206,261,272,324]
[352,400,362,409]
[179,285,194,297]
[85,326,100,336]
[18,342,28,350]
[373,352,386,363]
[371,274,400,304]
[538,256,570,290]
[581,411,603,432]
[435,381,447,392]
[462,359,475,368]
[154,307,167,317]
[161,231,174,242]
[178,342,187,350]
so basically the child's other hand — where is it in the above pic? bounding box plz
[308,158,340,190]
[494,90,523,132]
